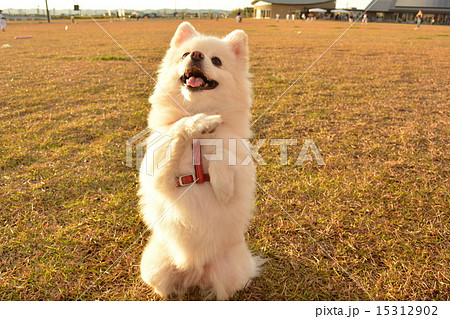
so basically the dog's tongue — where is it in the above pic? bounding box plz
[187,76,205,87]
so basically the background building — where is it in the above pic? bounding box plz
[252,0,336,19]
[252,0,450,23]
[364,0,450,24]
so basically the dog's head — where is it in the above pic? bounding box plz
[153,22,250,111]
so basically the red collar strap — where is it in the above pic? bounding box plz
[176,140,210,187]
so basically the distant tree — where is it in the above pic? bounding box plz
[243,7,254,18]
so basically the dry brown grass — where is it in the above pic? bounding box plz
[0,18,449,301]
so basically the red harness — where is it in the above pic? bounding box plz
[176,139,210,187]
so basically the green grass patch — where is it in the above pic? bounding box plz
[305,109,328,119]
[408,37,431,40]
[55,55,84,60]
[90,55,127,61]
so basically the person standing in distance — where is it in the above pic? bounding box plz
[0,10,7,32]
[416,10,423,29]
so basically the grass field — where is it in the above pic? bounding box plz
[0,18,449,301]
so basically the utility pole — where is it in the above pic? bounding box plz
[45,0,50,23]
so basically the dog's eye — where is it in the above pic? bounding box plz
[211,57,222,66]
[182,52,190,59]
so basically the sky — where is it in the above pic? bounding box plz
[2,0,255,10]
[2,1,375,11]
[336,0,372,9]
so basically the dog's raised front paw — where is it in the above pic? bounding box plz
[174,113,223,138]
[213,185,234,204]
[191,113,223,135]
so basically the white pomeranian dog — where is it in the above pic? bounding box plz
[138,22,261,300]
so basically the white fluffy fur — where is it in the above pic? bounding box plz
[139,22,261,300]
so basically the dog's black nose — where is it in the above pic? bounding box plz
[190,51,204,62]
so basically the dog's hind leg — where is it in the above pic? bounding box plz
[140,237,181,298]
[141,236,206,298]
[201,241,260,300]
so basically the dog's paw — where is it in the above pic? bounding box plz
[192,113,223,135]
[170,114,222,143]
[213,185,234,204]
[209,160,235,204]
[175,113,222,137]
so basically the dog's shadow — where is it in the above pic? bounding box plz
[143,254,372,300]
[166,287,208,301]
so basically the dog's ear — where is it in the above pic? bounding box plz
[171,22,198,47]
[223,30,248,58]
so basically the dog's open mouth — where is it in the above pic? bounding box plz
[180,66,218,91]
